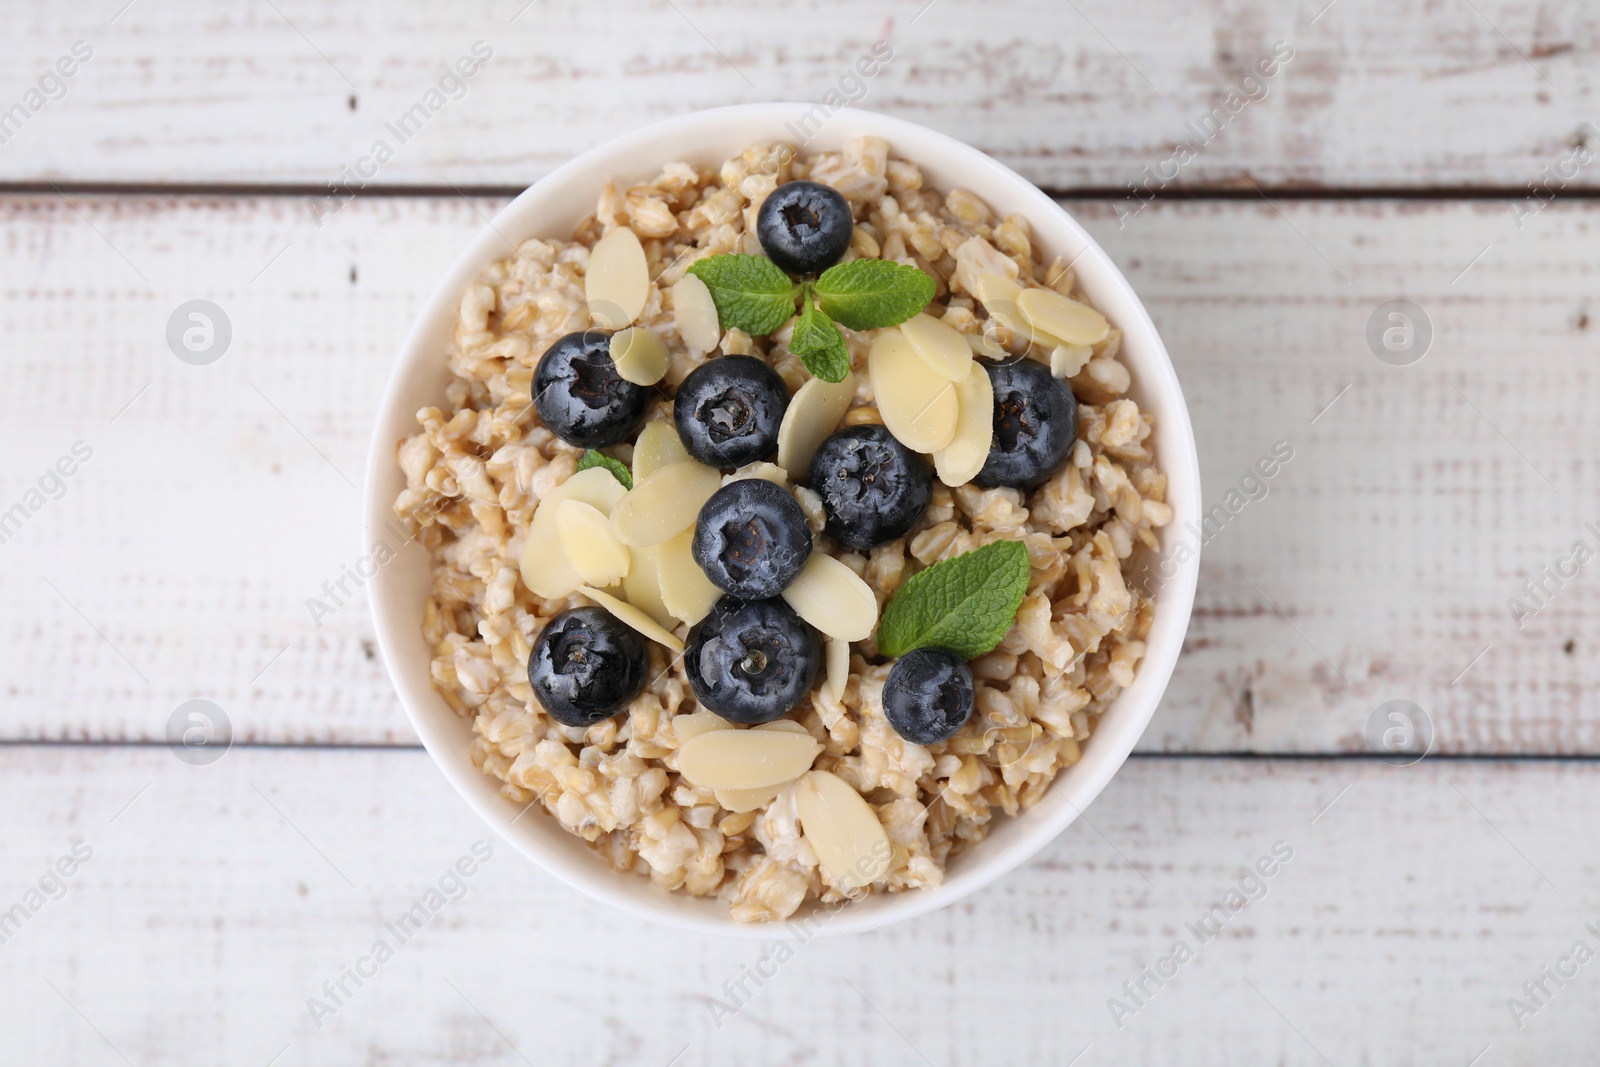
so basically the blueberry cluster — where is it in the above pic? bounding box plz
[525,178,1075,742]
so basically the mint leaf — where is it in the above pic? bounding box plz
[687,254,798,337]
[576,450,632,491]
[877,541,1030,660]
[790,301,851,383]
[814,259,936,331]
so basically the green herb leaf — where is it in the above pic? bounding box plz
[876,541,1031,660]
[789,300,851,383]
[686,254,799,337]
[814,259,936,331]
[576,450,633,491]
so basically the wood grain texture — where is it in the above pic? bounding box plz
[2,192,1597,750]
[0,747,1594,1065]
[3,0,1599,189]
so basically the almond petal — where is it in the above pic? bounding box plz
[632,420,689,482]
[656,528,723,626]
[900,313,973,382]
[781,553,878,642]
[722,461,789,488]
[794,770,892,891]
[609,326,669,386]
[676,729,823,791]
[673,710,736,745]
[586,227,648,329]
[518,467,629,599]
[714,785,782,813]
[869,329,958,453]
[621,542,675,629]
[557,500,631,587]
[672,273,722,352]
[1017,287,1110,346]
[755,719,812,735]
[776,371,855,480]
[609,460,722,547]
[825,637,850,702]
[933,361,996,488]
[576,584,684,653]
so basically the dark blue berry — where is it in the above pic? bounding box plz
[527,607,648,727]
[674,355,790,468]
[882,647,975,745]
[756,180,853,276]
[974,357,1079,490]
[685,597,821,724]
[533,330,649,449]
[807,424,932,551]
[692,479,813,599]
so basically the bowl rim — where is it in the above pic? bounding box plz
[364,103,1200,939]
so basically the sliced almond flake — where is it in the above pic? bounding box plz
[585,226,649,329]
[869,329,958,454]
[609,460,722,547]
[556,499,631,587]
[518,467,629,599]
[671,273,722,352]
[794,770,892,891]
[755,719,812,735]
[781,553,878,642]
[776,371,855,480]
[1050,343,1094,379]
[1017,286,1111,346]
[656,528,723,625]
[722,461,789,488]
[899,313,973,382]
[933,360,996,488]
[621,542,675,629]
[972,272,1024,330]
[576,584,685,654]
[673,710,736,745]
[825,637,850,702]
[714,784,782,813]
[676,728,823,791]
[632,420,689,482]
[608,326,669,386]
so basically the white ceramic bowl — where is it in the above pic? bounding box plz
[365,104,1200,938]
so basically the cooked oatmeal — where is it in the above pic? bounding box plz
[393,136,1171,921]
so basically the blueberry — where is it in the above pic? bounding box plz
[974,357,1079,490]
[527,607,649,727]
[756,180,854,276]
[685,597,821,724]
[807,424,932,551]
[673,355,789,467]
[882,647,975,745]
[533,330,650,449]
[692,479,813,599]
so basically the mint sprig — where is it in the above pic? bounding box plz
[576,449,632,490]
[876,541,1031,660]
[789,297,851,383]
[686,255,798,337]
[814,259,936,331]
[686,247,934,381]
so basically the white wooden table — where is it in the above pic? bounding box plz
[3,2,1598,1063]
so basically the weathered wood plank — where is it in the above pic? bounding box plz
[1,193,1594,751]
[4,0,1599,189]
[0,748,1592,1064]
